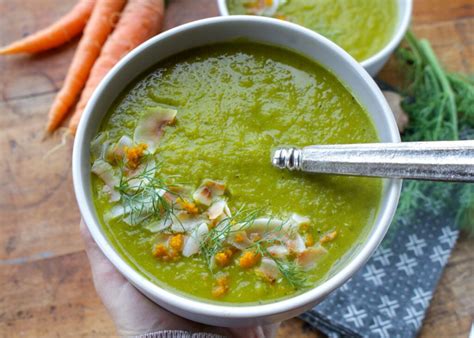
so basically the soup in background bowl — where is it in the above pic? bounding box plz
[73,16,401,327]
[218,0,412,76]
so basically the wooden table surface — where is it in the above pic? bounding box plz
[0,0,472,337]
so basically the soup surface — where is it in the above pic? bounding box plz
[226,0,398,61]
[91,43,382,304]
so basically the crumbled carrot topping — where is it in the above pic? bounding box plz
[215,253,229,267]
[215,248,234,267]
[305,233,315,247]
[152,243,167,258]
[153,240,181,261]
[320,230,338,244]
[212,275,230,298]
[176,197,199,214]
[124,143,148,169]
[239,251,260,268]
[234,232,246,243]
[169,234,184,251]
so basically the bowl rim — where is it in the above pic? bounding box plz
[73,15,402,320]
[216,0,413,69]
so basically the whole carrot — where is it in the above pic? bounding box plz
[46,0,126,133]
[0,0,96,55]
[69,0,165,134]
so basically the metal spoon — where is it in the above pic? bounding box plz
[271,140,474,182]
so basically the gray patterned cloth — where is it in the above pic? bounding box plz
[300,182,461,338]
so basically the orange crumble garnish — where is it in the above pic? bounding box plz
[176,197,199,214]
[212,275,230,298]
[125,143,148,169]
[169,234,184,252]
[215,248,234,267]
[234,232,245,243]
[239,251,260,268]
[320,230,338,244]
[152,243,167,258]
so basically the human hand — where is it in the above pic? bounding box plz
[80,221,280,337]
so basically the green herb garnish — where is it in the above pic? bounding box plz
[394,31,474,233]
[116,160,181,226]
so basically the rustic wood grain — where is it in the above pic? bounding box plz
[0,0,472,337]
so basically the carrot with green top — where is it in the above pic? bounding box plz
[0,0,96,55]
[68,0,165,134]
[45,0,126,132]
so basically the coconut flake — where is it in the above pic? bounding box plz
[105,135,133,163]
[207,200,231,220]
[192,186,212,206]
[267,245,289,258]
[296,245,328,271]
[126,157,156,189]
[171,212,204,233]
[182,223,208,257]
[91,159,120,202]
[228,231,253,250]
[286,233,306,254]
[134,106,177,153]
[192,179,226,206]
[145,217,173,233]
[248,217,285,234]
[256,257,280,282]
[90,132,110,161]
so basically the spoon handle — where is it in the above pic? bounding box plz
[272,140,474,182]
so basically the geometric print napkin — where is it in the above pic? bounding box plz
[300,183,461,338]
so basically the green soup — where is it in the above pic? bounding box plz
[226,0,398,61]
[91,43,382,304]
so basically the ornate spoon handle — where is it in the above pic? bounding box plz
[271,140,474,182]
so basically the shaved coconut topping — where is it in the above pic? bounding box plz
[296,245,328,271]
[193,179,226,206]
[249,218,285,234]
[182,223,208,257]
[171,212,205,233]
[267,245,289,258]
[286,233,306,254]
[145,217,172,233]
[105,135,133,163]
[90,132,110,161]
[105,204,129,221]
[208,200,231,220]
[91,159,120,202]
[256,257,280,282]
[193,186,213,206]
[290,213,310,227]
[228,231,253,250]
[134,106,177,153]
[202,179,226,196]
[126,158,156,189]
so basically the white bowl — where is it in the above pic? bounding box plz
[73,16,401,327]
[216,0,412,76]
